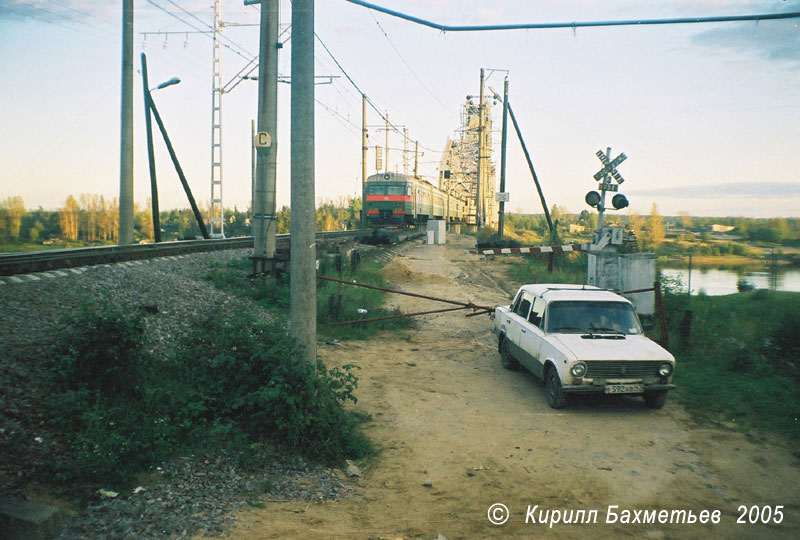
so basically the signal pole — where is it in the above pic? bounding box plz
[598,147,611,228]
[290,0,317,369]
[119,0,134,245]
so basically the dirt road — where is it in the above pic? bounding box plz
[225,234,800,540]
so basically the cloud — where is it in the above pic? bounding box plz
[690,1,800,67]
[629,182,800,198]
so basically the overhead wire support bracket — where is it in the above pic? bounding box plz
[343,0,800,30]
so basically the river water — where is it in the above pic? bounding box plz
[659,266,800,296]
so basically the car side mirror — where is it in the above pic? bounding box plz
[530,316,542,327]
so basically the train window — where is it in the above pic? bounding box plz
[387,186,405,195]
[368,185,386,195]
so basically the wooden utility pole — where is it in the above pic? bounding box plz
[119,0,134,245]
[290,0,317,368]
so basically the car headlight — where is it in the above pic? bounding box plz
[570,362,587,378]
[658,362,674,377]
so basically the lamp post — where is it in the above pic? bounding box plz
[141,53,180,243]
[141,55,211,243]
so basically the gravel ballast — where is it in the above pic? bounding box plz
[0,249,358,539]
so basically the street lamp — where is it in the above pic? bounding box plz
[154,77,181,91]
[141,52,210,243]
[142,56,181,244]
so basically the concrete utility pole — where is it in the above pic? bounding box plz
[119,0,134,245]
[253,0,280,273]
[361,93,368,227]
[290,0,317,368]
[384,112,389,173]
[498,77,509,240]
[475,67,485,228]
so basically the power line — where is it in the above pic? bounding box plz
[369,11,453,113]
[344,0,800,31]
[314,30,442,156]
[144,0,254,62]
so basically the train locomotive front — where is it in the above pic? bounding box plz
[364,172,414,226]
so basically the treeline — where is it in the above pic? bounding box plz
[504,205,800,250]
[0,195,363,247]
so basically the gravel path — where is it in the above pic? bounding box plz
[0,249,358,539]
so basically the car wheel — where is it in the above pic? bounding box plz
[644,390,668,409]
[545,367,566,409]
[500,337,518,371]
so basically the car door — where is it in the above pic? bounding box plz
[507,292,533,361]
[519,295,546,378]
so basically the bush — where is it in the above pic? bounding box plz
[48,302,372,486]
[171,314,372,462]
[49,301,181,484]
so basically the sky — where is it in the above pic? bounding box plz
[1,0,799,218]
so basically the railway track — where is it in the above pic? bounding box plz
[0,230,369,276]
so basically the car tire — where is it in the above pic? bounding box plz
[545,367,566,409]
[644,390,668,409]
[500,337,518,371]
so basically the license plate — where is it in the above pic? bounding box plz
[605,383,644,394]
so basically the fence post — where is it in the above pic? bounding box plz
[654,281,669,349]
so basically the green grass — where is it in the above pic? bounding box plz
[207,254,414,341]
[507,251,587,285]
[658,289,800,443]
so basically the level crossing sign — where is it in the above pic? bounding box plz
[593,150,627,183]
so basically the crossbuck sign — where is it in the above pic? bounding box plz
[593,150,627,184]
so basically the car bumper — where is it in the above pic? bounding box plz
[562,383,676,394]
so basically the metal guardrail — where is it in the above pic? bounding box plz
[0,230,368,276]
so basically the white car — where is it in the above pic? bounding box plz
[493,284,676,409]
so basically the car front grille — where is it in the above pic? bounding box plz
[585,360,662,379]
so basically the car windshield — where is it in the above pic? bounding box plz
[546,301,642,335]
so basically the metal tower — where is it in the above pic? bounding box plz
[209,0,224,237]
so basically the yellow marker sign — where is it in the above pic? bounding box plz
[254,131,272,148]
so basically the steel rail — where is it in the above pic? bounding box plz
[0,230,368,276]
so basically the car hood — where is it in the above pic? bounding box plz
[551,334,674,362]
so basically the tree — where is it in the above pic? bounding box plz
[678,211,693,229]
[642,204,665,250]
[628,212,645,237]
[578,209,597,229]
[59,196,80,241]
[0,196,26,242]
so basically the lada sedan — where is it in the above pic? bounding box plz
[494,284,676,409]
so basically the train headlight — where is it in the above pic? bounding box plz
[570,362,587,378]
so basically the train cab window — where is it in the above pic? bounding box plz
[368,185,386,195]
[387,186,405,195]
